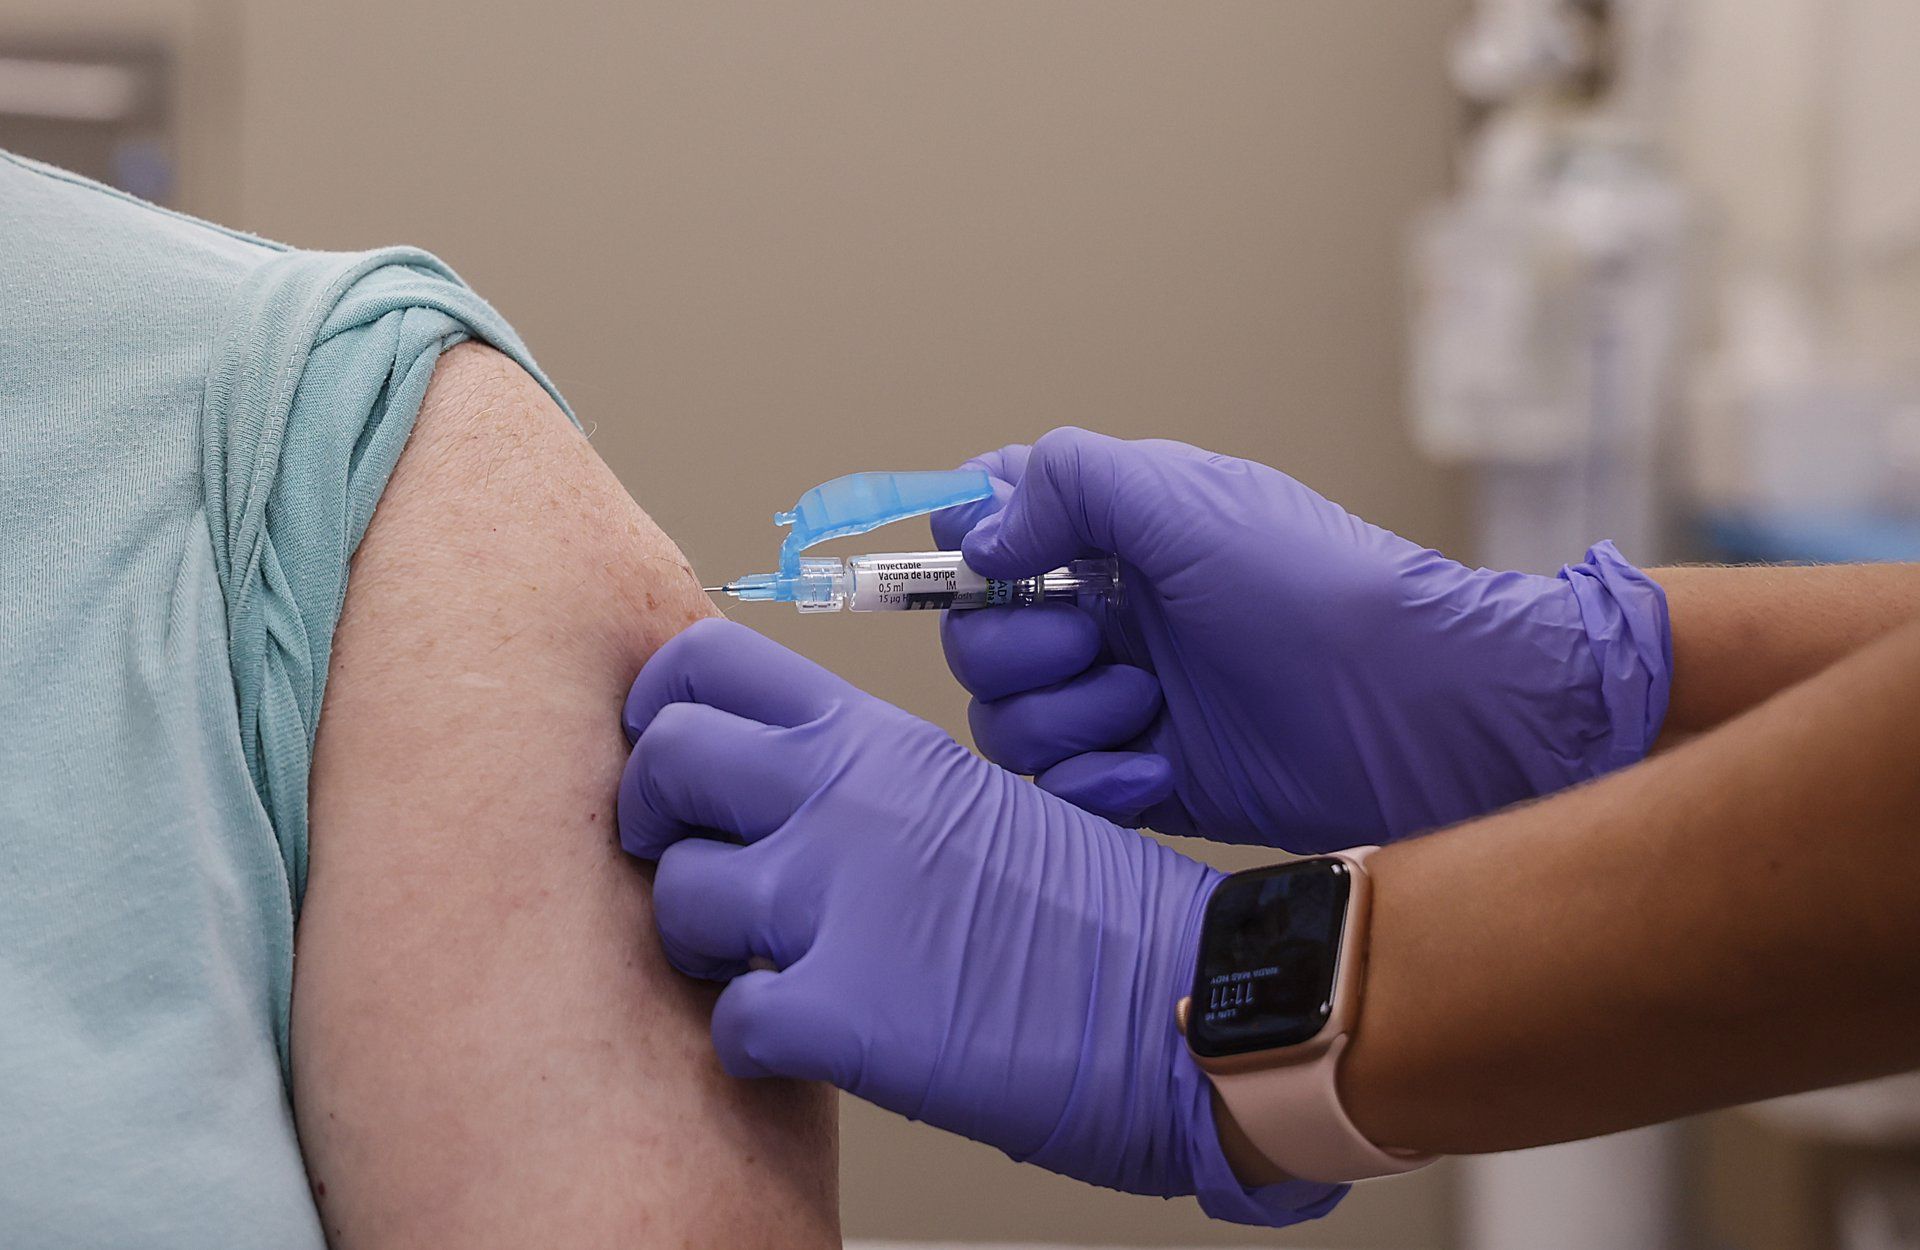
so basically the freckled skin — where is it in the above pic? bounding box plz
[293,344,838,1247]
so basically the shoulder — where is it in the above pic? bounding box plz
[349,341,705,675]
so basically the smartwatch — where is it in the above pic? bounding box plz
[1175,848,1434,1185]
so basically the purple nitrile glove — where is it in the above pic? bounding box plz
[932,428,1672,850]
[618,619,1344,1227]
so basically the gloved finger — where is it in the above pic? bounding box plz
[969,443,1035,485]
[929,473,1014,551]
[624,618,854,742]
[960,428,1235,583]
[1135,794,1200,840]
[1035,751,1176,826]
[958,427,1143,579]
[967,663,1164,776]
[710,968,860,1084]
[653,838,812,981]
[619,702,816,858]
[941,602,1102,702]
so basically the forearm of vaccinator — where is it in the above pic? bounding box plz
[1654,562,1920,741]
[1339,614,1920,1156]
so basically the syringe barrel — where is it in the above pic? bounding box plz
[839,551,1119,612]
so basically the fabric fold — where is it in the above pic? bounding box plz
[200,245,570,984]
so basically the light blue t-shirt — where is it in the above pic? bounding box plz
[0,152,568,1245]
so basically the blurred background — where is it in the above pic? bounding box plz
[4,1,1917,1246]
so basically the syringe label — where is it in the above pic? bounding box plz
[850,558,995,611]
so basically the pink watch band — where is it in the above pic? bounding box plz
[1198,847,1435,1185]
[1210,1034,1430,1183]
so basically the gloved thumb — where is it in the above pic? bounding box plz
[711,969,857,1086]
[930,473,1013,552]
[961,427,1136,579]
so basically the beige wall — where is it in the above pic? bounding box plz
[226,0,1467,770]
[9,1,1468,1243]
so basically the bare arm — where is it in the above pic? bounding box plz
[1329,614,1920,1161]
[291,344,838,1246]
[1655,563,1920,740]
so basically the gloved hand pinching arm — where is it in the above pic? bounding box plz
[617,619,1344,1227]
[932,427,1672,850]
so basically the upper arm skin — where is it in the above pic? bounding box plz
[292,343,838,1247]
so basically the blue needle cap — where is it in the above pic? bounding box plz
[723,469,994,604]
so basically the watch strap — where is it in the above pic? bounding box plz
[1209,1033,1432,1183]
[1202,847,1435,1185]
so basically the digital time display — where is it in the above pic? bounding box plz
[1187,859,1350,1058]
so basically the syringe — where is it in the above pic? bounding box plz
[705,551,1120,613]
[710,467,1120,616]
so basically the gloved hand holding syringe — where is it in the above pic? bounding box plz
[623,431,1680,1233]
[700,468,1121,613]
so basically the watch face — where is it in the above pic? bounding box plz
[1188,859,1350,1058]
